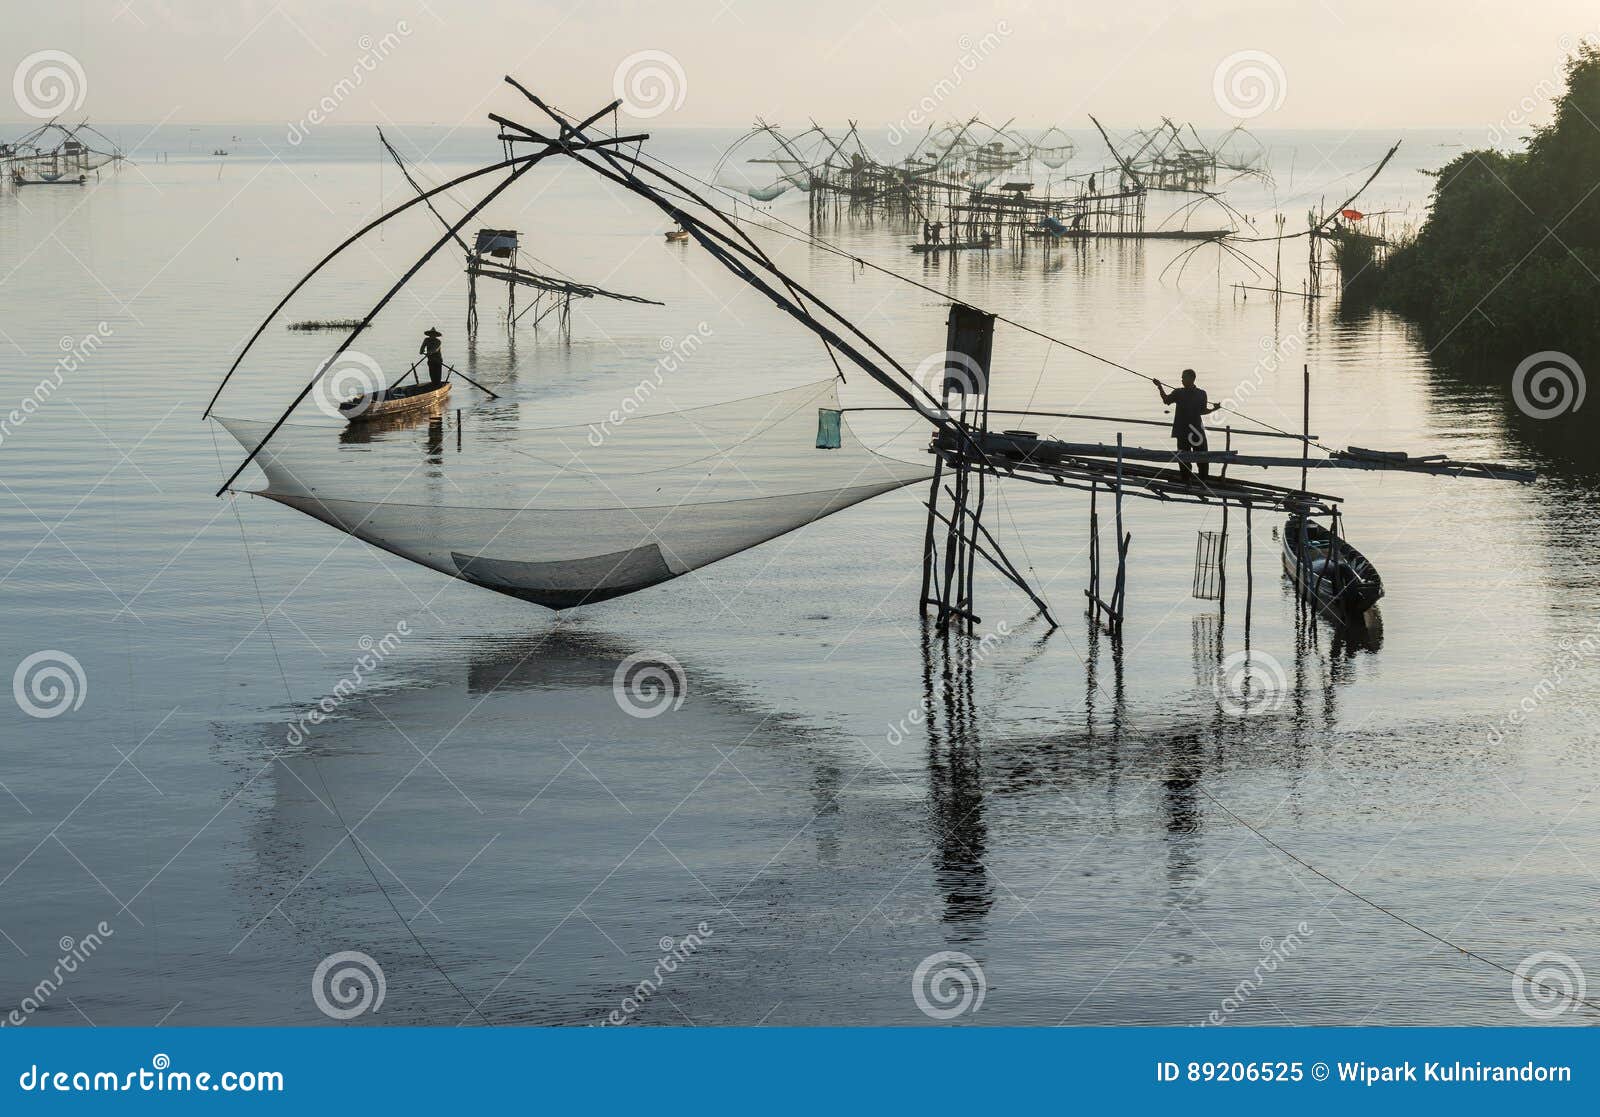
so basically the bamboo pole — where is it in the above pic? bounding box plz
[203,152,555,420]
[1300,363,1311,495]
[217,155,545,496]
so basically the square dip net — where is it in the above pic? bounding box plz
[218,380,930,609]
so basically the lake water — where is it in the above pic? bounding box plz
[2,120,1597,1027]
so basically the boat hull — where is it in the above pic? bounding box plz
[341,380,451,423]
[1281,516,1384,616]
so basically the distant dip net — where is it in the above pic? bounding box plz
[218,380,930,609]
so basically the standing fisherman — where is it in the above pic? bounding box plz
[1155,368,1221,482]
[419,327,444,386]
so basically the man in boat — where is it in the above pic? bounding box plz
[1155,368,1222,482]
[419,327,444,386]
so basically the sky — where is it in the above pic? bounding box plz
[3,0,1596,133]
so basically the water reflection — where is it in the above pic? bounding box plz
[918,622,995,941]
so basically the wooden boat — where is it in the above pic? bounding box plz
[12,170,86,186]
[1281,514,1384,615]
[910,238,993,254]
[340,379,451,423]
[665,228,689,242]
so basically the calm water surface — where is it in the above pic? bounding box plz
[1,122,1597,1026]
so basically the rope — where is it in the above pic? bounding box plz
[614,140,1339,454]
[218,434,492,1025]
[1195,785,1600,1016]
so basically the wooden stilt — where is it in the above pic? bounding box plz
[1109,434,1128,636]
[1300,363,1311,495]
[919,435,947,615]
[1244,504,1254,643]
[1087,482,1100,617]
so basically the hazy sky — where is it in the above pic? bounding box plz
[5,0,1595,133]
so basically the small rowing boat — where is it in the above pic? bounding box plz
[910,238,993,254]
[1281,514,1384,616]
[12,171,86,186]
[340,380,451,423]
[665,228,690,242]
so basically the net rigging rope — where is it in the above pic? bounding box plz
[213,428,492,1025]
[597,136,1340,455]
[552,127,1593,1013]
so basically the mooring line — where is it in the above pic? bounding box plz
[1194,784,1600,1015]
[219,441,491,1025]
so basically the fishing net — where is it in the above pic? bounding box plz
[1028,126,1076,171]
[711,125,821,203]
[217,380,930,609]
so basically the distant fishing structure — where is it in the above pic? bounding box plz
[373,128,661,342]
[2,118,124,187]
[1114,117,1271,192]
[711,113,1265,253]
[209,83,1535,655]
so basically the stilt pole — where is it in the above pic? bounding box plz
[1244,504,1254,644]
[1300,363,1310,495]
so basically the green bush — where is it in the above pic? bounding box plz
[1365,44,1600,367]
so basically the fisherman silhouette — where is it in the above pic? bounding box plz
[419,327,444,386]
[1155,368,1222,482]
